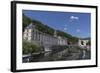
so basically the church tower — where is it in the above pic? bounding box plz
[54,30,57,37]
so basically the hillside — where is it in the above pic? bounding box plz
[23,14,78,44]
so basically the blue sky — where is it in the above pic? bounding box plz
[23,10,91,38]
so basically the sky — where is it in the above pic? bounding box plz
[23,10,91,38]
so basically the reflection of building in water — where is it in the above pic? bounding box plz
[23,23,68,51]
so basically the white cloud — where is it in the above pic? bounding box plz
[64,27,67,31]
[76,29,80,32]
[70,16,79,20]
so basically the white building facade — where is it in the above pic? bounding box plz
[23,23,68,51]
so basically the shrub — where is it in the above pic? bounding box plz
[23,40,41,54]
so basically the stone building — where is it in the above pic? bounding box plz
[23,23,68,51]
[78,39,89,46]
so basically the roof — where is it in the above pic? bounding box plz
[25,23,35,29]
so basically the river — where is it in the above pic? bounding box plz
[23,47,91,63]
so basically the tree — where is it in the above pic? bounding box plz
[23,14,32,31]
[23,40,41,54]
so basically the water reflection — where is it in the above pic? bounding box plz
[23,48,91,63]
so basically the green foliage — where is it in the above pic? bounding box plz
[57,30,72,38]
[23,14,32,31]
[23,40,41,54]
[57,30,78,44]
[32,20,55,35]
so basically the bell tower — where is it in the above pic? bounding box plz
[54,30,57,37]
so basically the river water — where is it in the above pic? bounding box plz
[23,48,91,63]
